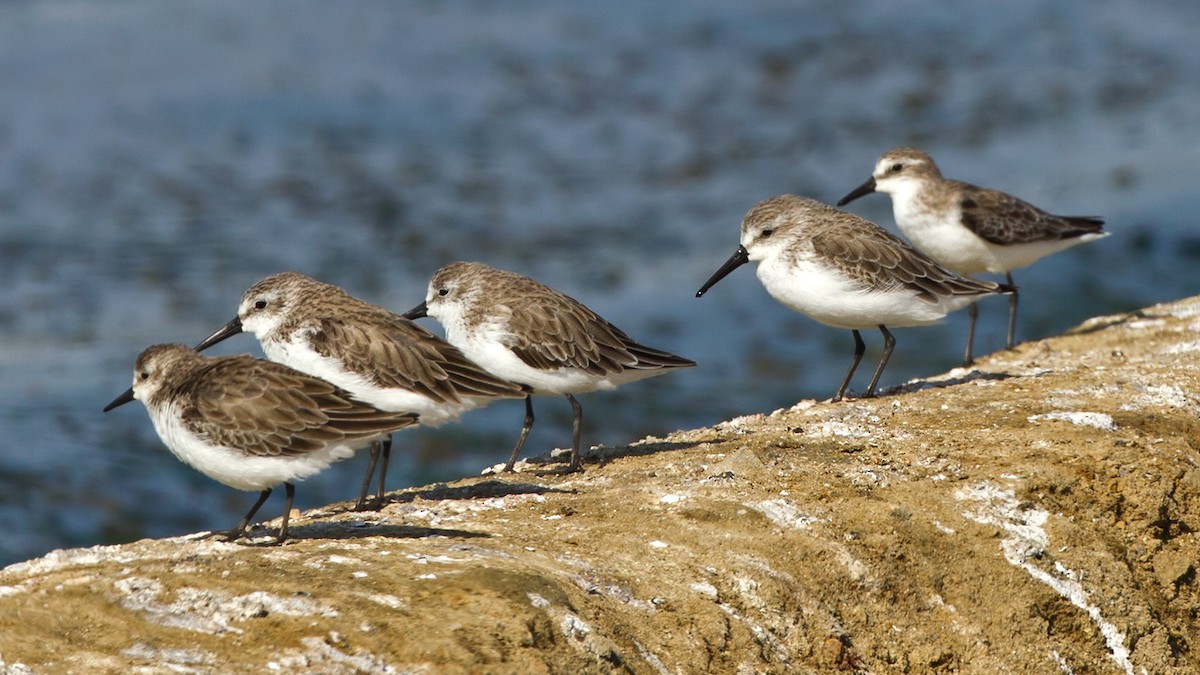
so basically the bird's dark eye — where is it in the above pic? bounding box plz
[761,229,775,238]
[890,163,903,173]
[437,288,449,297]
[139,371,149,380]
[254,300,267,309]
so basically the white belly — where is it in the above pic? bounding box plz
[150,404,363,491]
[981,232,1109,273]
[447,327,666,396]
[755,256,981,330]
[894,201,996,275]
[895,201,1109,275]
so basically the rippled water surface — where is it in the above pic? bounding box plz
[2,0,1198,565]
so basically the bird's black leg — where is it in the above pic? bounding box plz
[355,439,383,511]
[503,395,536,472]
[865,325,895,397]
[834,329,867,402]
[226,487,273,542]
[275,482,296,544]
[373,435,393,506]
[565,393,584,473]
[1005,272,1018,350]
[964,302,978,366]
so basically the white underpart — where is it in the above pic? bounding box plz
[749,242,984,330]
[879,174,1108,276]
[254,327,476,427]
[428,292,668,396]
[147,401,363,491]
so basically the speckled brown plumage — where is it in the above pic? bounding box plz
[418,261,695,473]
[698,194,1010,402]
[956,186,1104,245]
[837,147,1109,361]
[142,344,418,458]
[243,272,526,403]
[111,343,419,543]
[749,195,1004,302]
[430,262,695,376]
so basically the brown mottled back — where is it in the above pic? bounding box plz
[140,344,417,458]
[435,262,695,375]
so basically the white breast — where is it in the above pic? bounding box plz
[148,402,362,492]
[446,320,665,396]
[892,196,996,275]
[891,188,1108,275]
[981,232,1109,273]
[755,255,980,330]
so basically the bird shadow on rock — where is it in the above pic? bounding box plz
[391,478,575,503]
[318,479,575,519]
[581,439,709,467]
[1062,308,1149,336]
[886,368,1014,396]
[475,439,710,474]
[239,481,561,542]
[246,520,493,543]
[237,514,492,540]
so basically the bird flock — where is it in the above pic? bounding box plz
[105,147,1106,543]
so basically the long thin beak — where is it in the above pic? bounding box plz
[836,176,876,206]
[194,317,244,352]
[402,301,428,320]
[696,246,750,298]
[103,387,135,412]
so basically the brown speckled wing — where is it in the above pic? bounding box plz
[179,355,418,458]
[504,280,694,375]
[812,217,1003,302]
[306,309,526,403]
[956,182,1105,245]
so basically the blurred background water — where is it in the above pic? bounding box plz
[1,0,1197,565]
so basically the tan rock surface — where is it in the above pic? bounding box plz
[3,297,1200,673]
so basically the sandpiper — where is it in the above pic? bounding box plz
[103,343,418,543]
[837,147,1107,363]
[697,195,1011,401]
[194,272,526,509]
[403,261,695,473]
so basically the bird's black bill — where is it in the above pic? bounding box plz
[696,246,750,298]
[836,177,877,207]
[194,317,244,352]
[402,301,428,320]
[103,387,135,412]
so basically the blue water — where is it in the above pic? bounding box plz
[2,0,1198,565]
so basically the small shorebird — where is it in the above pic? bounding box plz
[837,147,1107,363]
[697,195,1011,401]
[403,261,695,473]
[194,272,526,509]
[103,343,417,543]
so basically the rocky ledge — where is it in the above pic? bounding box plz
[3,297,1199,674]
